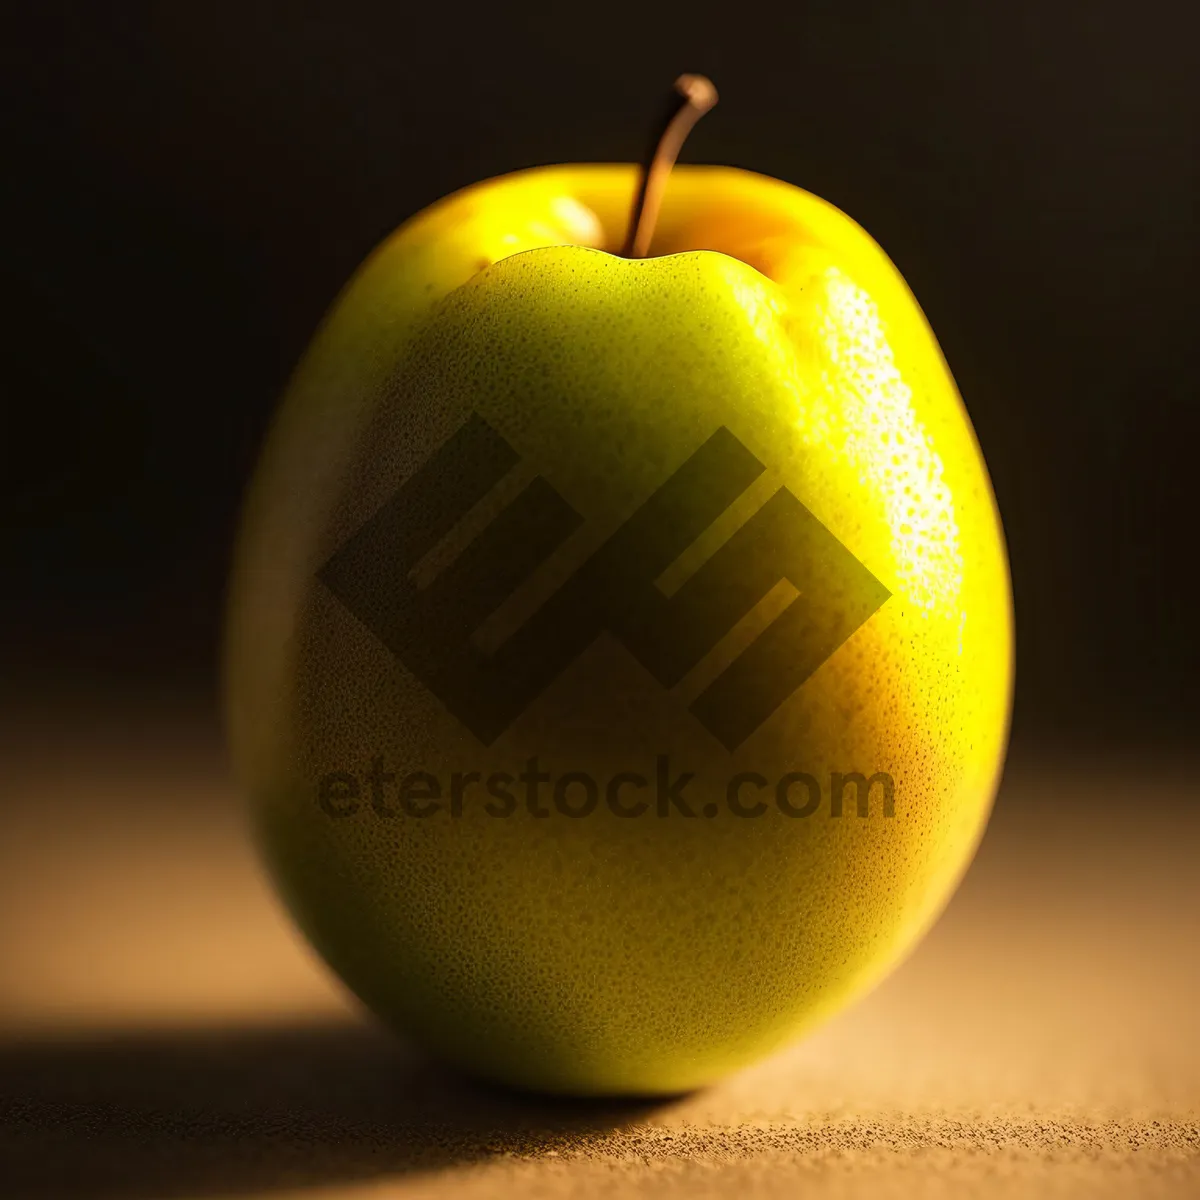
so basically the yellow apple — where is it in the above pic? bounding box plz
[224,85,1012,1096]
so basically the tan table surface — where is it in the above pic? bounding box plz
[2,701,1198,1198]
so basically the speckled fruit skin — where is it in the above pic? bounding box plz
[224,165,1013,1097]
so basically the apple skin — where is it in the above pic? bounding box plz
[224,165,1013,1096]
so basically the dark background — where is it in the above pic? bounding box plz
[2,1,1195,746]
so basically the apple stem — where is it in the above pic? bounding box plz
[623,74,718,259]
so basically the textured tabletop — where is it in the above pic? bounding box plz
[2,701,1197,1198]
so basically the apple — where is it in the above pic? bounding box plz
[224,77,1013,1095]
